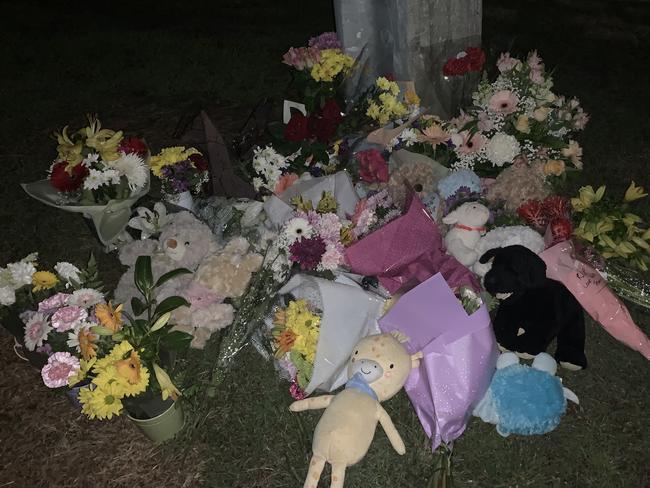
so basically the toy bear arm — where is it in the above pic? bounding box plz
[376,404,405,455]
[289,395,334,412]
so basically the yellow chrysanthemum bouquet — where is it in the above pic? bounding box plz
[73,256,193,421]
[571,182,650,271]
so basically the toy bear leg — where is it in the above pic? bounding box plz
[330,463,347,488]
[555,313,587,370]
[303,455,326,488]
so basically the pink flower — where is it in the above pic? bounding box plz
[529,69,544,85]
[477,111,494,131]
[357,149,389,183]
[282,46,320,70]
[315,213,342,243]
[274,173,299,195]
[320,242,345,271]
[41,352,80,388]
[289,378,307,400]
[452,131,487,155]
[496,52,521,72]
[527,51,544,71]
[51,306,88,332]
[351,198,368,227]
[38,293,71,313]
[449,109,473,130]
[24,313,52,351]
[488,90,519,114]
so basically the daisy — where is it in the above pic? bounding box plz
[79,382,124,420]
[102,168,122,185]
[283,217,313,243]
[69,288,104,308]
[95,301,123,332]
[32,271,58,292]
[488,90,519,114]
[41,352,80,388]
[67,322,99,360]
[24,313,51,351]
[83,168,108,190]
[112,153,148,191]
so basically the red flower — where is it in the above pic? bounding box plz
[443,47,485,76]
[188,152,209,172]
[357,149,389,183]
[465,47,486,72]
[289,236,326,270]
[118,137,148,157]
[321,99,343,125]
[310,116,337,142]
[517,199,548,229]
[546,217,573,246]
[49,162,89,192]
[542,195,571,220]
[284,112,311,142]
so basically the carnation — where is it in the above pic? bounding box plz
[51,306,89,332]
[0,286,15,306]
[41,352,80,389]
[485,133,521,167]
[69,288,104,308]
[7,261,37,287]
[38,292,71,312]
[54,262,81,283]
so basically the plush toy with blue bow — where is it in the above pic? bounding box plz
[290,332,422,488]
[473,352,579,437]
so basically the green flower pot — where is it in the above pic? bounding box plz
[127,400,184,444]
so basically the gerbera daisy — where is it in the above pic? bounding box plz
[283,217,313,244]
[23,313,51,351]
[32,271,58,292]
[95,301,123,332]
[274,328,297,357]
[79,382,124,420]
[67,322,99,360]
[69,288,104,308]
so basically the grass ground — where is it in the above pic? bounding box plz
[1,0,649,487]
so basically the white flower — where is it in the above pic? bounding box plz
[232,200,265,228]
[83,169,108,190]
[7,261,36,287]
[112,153,148,191]
[283,217,313,244]
[24,313,52,351]
[68,288,104,308]
[0,286,16,306]
[485,133,521,167]
[66,321,97,352]
[400,128,418,147]
[54,262,81,283]
[82,153,100,167]
[128,202,170,239]
[103,169,122,185]
[252,177,264,192]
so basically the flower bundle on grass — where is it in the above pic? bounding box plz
[48,115,149,204]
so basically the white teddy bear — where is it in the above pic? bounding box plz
[442,202,491,267]
[472,225,545,277]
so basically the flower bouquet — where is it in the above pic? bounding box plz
[149,146,210,211]
[22,115,150,246]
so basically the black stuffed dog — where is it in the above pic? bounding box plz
[480,245,587,370]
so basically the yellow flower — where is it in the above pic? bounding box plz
[598,234,617,250]
[632,236,650,251]
[78,327,99,360]
[595,219,615,235]
[80,116,123,162]
[615,241,636,257]
[95,301,124,332]
[418,123,449,146]
[94,341,134,370]
[310,49,354,82]
[366,102,381,121]
[543,159,565,176]
[624,181,647,202]
[340,225,356,247]
[575,185,606,210]
[376,77,392,91]
[153,363,182,401]
[515,115,531,134]
[404,90,421,106]
[54,126,84,166]
[79,382,124,420]
[68,357,96,387]
[532,106,551,121]
[316,191,337,214]
[623,213,643,227]
[112,350,150,396]
[149,146,200,177]
[32,271,58,292]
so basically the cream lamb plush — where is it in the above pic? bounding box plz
[472,225,545,277]
[290,332,422,488]
[114,211,219,315]
[442,201,491,267]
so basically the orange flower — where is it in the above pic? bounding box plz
[78,328,99,360]
[95,302,123,332]
[274,173,299,196]
[543,159,566,176]
[273,309,287,325]
[115,350,143,385]
[418,123,448,146]
[275,329,297,357]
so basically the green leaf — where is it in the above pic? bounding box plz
[90,325,115,336]
[130,297,146,317]
[150,312,172,332]
[134,256,153,295]
[154,296,190,317]
[160,330,193,351]
[154,268,192,288]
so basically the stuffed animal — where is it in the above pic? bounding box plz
[473,352,579,437]
[480,245,587,370]
[194,237,263,299]
[290,332,422,488]
[472,225,545,277]
[442,202,490,266]
[114,211,219,314]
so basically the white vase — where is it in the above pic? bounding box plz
[165,191,194,212]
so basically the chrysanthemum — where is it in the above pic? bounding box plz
[32,271,58,292]
[83,168,110,190]
[67,322,99,360]
[283,217,313,244]
[485,133,521,167]
[0,286,16,306]
[68,357,96,387]
[79,382,124,420]
[69,288,104,308]
[94,341,134,370]
[41,352,80,388]
[95,301,123,332]
[111,153,148,191]
[24,313,52,351]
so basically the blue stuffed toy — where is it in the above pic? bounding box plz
[473,352,579,437]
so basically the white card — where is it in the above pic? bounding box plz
[283,100,307,124]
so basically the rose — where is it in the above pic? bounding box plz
[118,137,148,157]
[543,159,566,176]
[49,162,89,192]
[321,99,343,125]
[188,153,209,172]
[465,47,486,71]
[357,149,389,183]
[309,116,337,142]
[284,112,311,142]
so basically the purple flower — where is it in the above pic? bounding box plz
[308,32,342,51]
[289,236,326,270]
